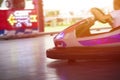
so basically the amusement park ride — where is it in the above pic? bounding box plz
[46,8,120,61]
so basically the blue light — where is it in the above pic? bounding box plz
[55,32,64,39]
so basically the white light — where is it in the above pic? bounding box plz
[43,0,113,11]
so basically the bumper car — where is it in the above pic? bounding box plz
[46,8,120,60]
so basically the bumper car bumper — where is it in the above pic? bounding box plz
[46,46,120,60]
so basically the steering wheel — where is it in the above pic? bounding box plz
[90,8,107,23]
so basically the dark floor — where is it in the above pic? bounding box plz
[0,35,120,80]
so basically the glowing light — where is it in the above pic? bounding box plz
[55,32,65,39]
[8,14,17,26]
[30,15,37,22]
[7,10,37,27]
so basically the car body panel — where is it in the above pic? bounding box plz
[54,18,120,47]
[46,17,120,60]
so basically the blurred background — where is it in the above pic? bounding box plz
[43,0,113,32]
[0,0,113,33]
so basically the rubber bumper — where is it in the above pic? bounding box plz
[46,46,120,60]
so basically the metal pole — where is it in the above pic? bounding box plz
[36,0,44,32]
